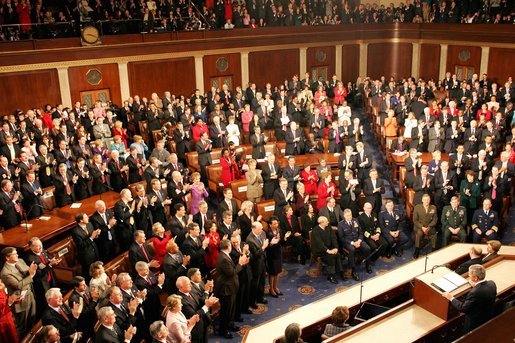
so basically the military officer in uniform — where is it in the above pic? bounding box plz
[337,209,372,280]
[358,203,388,264]
[471,198,499,243]
[379,200,410,257]
[412,194,438,259]
[441,196,467,246]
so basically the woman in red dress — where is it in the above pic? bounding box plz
[224,0,233,20]
[220,148,239,187]
[300,163,319,195]
[333,81,347,105]
[17,0,31,31]
[476,103,492,121]
[429,100,441,118]
[152,222,171,266]
[314,85,328,107]
[191,118,209,142]
[316,170,338,209]
[204,221,221,270]
[112,121,129,148]
[0,279,19,342]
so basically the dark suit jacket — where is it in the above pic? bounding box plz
[128,242,154,266]
[450,280,497,332]
[273,187,292,216]
[455,257,484,275]
[261,163,281,199]
[177,290,210,343]
[71,223,99,267]
[0,190,20,229]
[95,324,124,343]
[163,252,187,293]
[246,232,267,276]
[181,236,207,271]
[214,252,242,297]
[20,181,44,218]
[90,210,117,262]
[363,178,385,210]
[52,171,76,207]
[250,133,266,159]
[24,250,56,293]
[218,198,239,220]
[126,154,143,184]
[319,206,344,226]
[41,305,78,343]
[195,141,213,167]
[282,165,301,189]
[311,225,339,257]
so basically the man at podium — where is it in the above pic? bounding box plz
[442,264,497,332]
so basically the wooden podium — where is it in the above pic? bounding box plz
[412,267,470,320]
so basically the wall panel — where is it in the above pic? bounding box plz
[68,63,121,105]
[248,49,299,88]
[367,43,413,79]
[341,44,360,83]
[203,53,242,90]
[487,48,515,84]
[307,46,336,80]
[0,69,61,114]
[445,45,482,77]
[128,58,196,98]
[419,44,440,81]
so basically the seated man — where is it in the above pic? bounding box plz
[471,198,499,243]
[379,200,410,257]
[358,202,388,264]
[311,216,345,284]
[412,194,438,259]
[455,246,483,275]
[441,196,467,246]
[337,209,371,280]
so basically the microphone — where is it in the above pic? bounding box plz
[431,263,451,273]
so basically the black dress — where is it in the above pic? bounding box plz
[266,228,283,276]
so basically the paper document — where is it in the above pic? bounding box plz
[431,272,468,292]
[70,203,82,208]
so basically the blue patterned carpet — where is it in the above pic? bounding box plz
[209,106,515,342]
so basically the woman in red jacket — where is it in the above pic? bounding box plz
[300,163,319,195]
[191,118,209,142]
[333,81,347,105]
[152,223,171,266]
[204,220,221,270]
[0,279,19,342]
[220,148,239,187]
[316,170,338,209]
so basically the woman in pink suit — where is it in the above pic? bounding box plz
[189,172,209,215]
[314,85,328,107]
[333,81,347,105]
[241,104,254,143]
[316,170,338,209]
[0,280,19,342]
[220,148,239,187]
[300,164,319,195]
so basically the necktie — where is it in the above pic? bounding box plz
[83,292,90,304]
[257,234,263,245]
[491,179,497,200]
[270,164,275,174]
[59,307,70,322]
[39,254,52,282]
[64,176,71,195]
[335,129,340,144]
[140,245,150,262]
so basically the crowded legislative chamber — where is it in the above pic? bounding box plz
[0,0,514,342]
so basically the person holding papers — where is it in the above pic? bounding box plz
[443,264,497,332]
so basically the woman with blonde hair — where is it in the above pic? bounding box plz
[246,159,263,203]
[152,222,171,265]
[189,172,209,215]
[112,120,129,147]
[238,200,262,240]
[89,261,116,297]
[322,306,350,339]
[163,294,200,343]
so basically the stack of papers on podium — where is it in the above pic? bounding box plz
[431,272,468,292]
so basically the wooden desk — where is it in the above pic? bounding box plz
[242,244,515,343]
[54,192,120,220]
[0,192,120,251]
[389,152,449,180]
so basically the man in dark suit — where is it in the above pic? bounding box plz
[24,237,59,318]
[433,161,458,213]
[215,239,248,338]
[68,276,100,341]
[311,216,345,284]
[363,169,385,216]
[0,179,21,229]
[454,246,484,275]
[143,157,161,190]
[105,286,139,334]
[319,197,344,230]
[128,230,160,268]
[115,274,149,342]
[379,200,410,258]
[41,288,82,343]
[90,154,110,195]
[95,306,135,343]
[404,149,422,188]
[246,221,269,308]
[229,234,251,320]
[163,239,190,294]
[114,189,136,252]
[209,115,227,148]
[90,200,118,263]
[167,204,189,247]
[261,154,281,199]
[0,135,21,164]
[20,172,44,218]
[443,264,497,332]
[192,201,214,236]
[52,163,77,208]
[71,213,100,275]
[218,188,240,220]
[282,156,301,190]
[181,223,209,276]
[53,139,74,168]
[131,183,153,238]
[176,276,218,343]
[147,178,171,226]
[390,136,409,153]
[107,150,129,193]
[338,209,372,280]
[36,145,55,188]
[167,171,191,211]
[285,121,304,156]
[413,165,434,205]
[328,121,344,153]
[133,261,165,325]
[273,178,294,216]
[126,147,144,184]
[355,142,372,180]
[196,132,213,184]
[250,126,267,160]
[219,210,239,239]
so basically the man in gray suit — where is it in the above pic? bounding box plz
[1,246,38,337]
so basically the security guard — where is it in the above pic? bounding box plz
[379,200,410,257]
[471,198,499,243]
[412,194,438,259]
[441,196,468,246]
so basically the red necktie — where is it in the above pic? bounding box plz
[59,307,70,322]
[39,254,52,282]
[140,245,150,262]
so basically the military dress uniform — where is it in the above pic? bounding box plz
[379,210,410,257]
[412,204,438,258]
[358,212,388,259]
[337,219,372,270]
[441,205,467,246]
[471,208,499,243]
